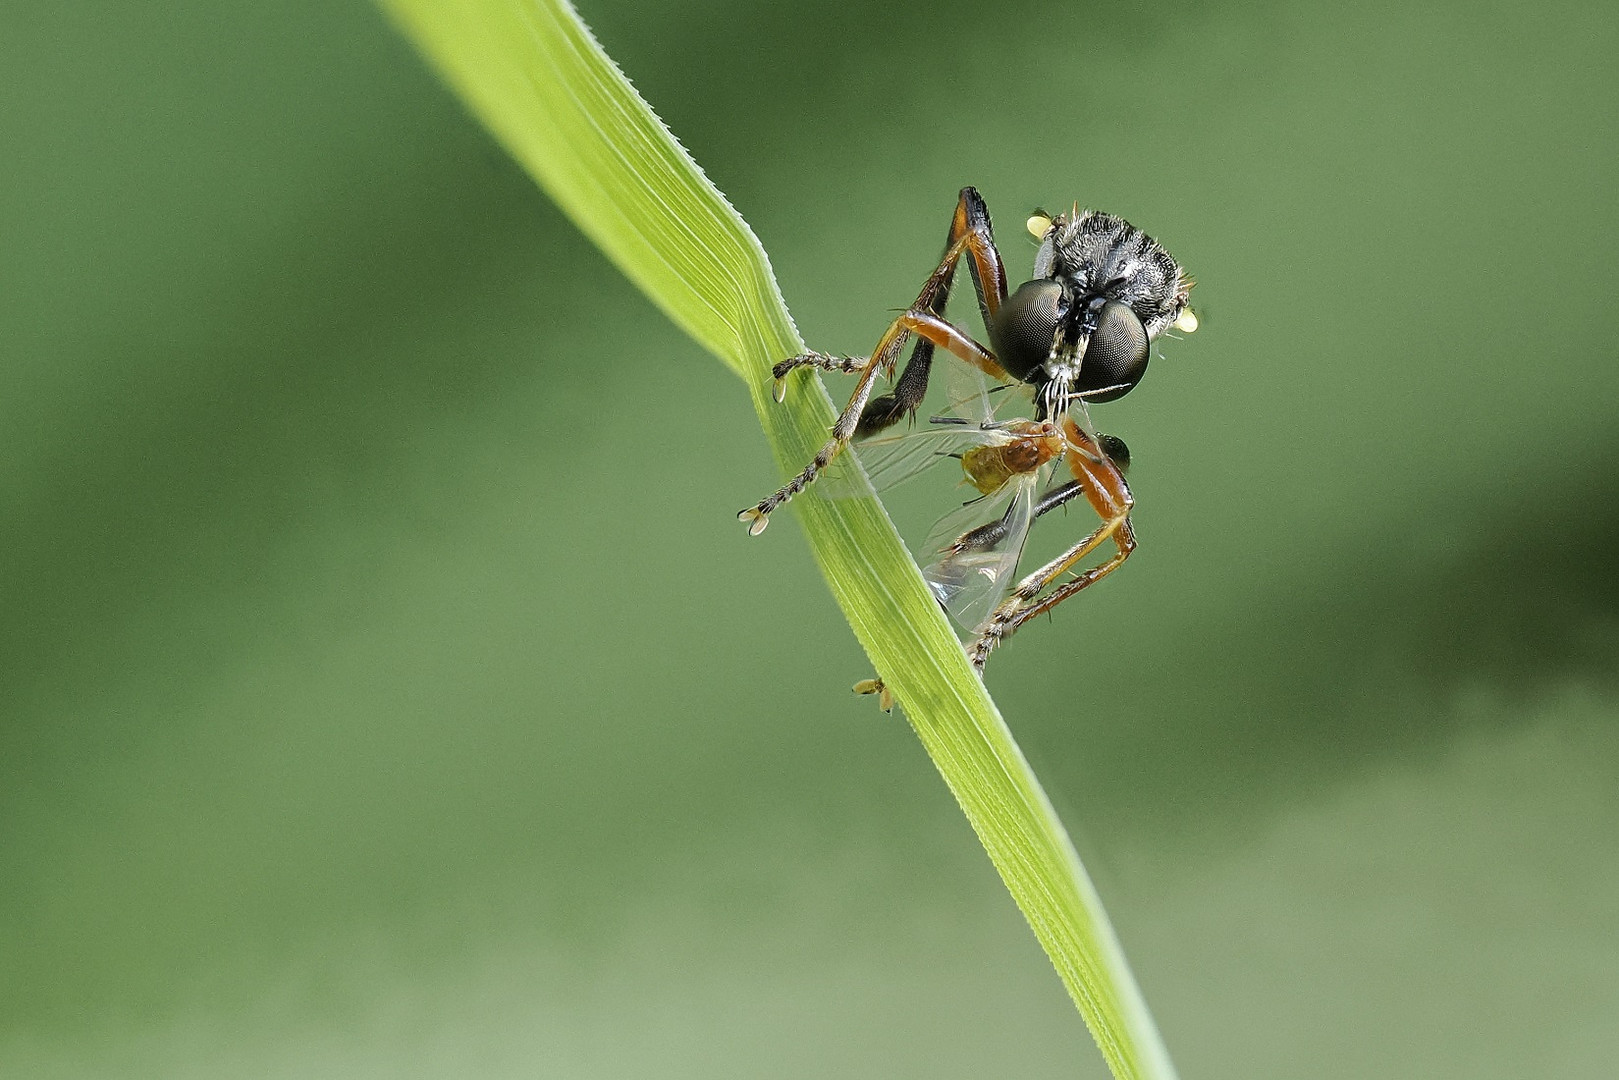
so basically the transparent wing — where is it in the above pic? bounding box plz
[817,422,1007,500]
[942,356,996,425]
[852,358,1022,493]
[920,467,1041,632]
[808,351,1018,500]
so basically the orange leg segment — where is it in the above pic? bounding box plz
[740,188,1010,534]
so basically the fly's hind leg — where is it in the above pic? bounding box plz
[739,188,1009,535]
[967,515,1135,669]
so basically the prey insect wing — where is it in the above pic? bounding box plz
[812,427,973,500]
[851,428,981,493]
[814,363,1013,500]
[940,343,1000,425]
[920,459,1047,632]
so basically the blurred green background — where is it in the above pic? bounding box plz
[4,0,1617,1076]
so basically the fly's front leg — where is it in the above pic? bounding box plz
[857,313,1008,435]
[770,352,865,402]
[856,187,1010,436]
[740,189,1009,535]
[737,307,998,534]
[858,188,1011,436]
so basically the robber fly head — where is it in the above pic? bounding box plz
[989,209,1194,419]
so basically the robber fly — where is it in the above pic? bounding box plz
[740,187,1196,667]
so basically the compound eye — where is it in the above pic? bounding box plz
[1097,432,1130,473]
[990,279,1064,382]
[1076,301,1149,403]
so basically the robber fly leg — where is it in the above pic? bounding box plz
[738,310,1000,533]
[967,515,1135,669]
[939,477,1087,559]
[857,187,1011,435]
[769,352,865,402]
[740,188,1010,535]
[858,316,1006,435]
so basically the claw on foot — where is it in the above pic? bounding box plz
[737,507,770,536]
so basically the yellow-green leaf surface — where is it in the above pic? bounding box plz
[379,1,1177,1075]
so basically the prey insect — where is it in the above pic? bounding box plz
[740,186,1195,666]
[847,390,1140,669]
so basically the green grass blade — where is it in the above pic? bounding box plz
[378,1,1178,1075]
